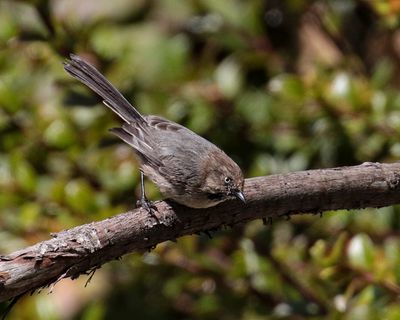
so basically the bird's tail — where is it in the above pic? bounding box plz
[64,54,144,123]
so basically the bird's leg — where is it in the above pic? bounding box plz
[137,171,157,214]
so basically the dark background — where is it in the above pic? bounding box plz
[1,0,400,319]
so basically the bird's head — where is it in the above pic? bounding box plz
[201,150,245,205]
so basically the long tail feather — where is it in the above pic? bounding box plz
[64,54,144,123]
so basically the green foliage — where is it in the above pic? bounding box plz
[1,0,400,319]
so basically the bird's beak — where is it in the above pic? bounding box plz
[233,190,246,203]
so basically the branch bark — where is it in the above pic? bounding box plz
[1,162,400,302]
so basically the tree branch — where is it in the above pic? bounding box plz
[1,161,400,302]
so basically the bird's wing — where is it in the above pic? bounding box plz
[109,125,162,168]
[145,115,188,133]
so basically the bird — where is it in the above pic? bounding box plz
[64,54,245,209]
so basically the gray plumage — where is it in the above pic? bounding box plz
[64,54,245,208]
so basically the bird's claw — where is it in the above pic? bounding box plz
[137,197,160,226]
[136,198,156,213]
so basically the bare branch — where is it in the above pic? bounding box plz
[1,162,400,302]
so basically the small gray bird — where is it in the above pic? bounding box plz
[64,54,245,209]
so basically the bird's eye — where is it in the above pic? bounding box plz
[224,176,232,184]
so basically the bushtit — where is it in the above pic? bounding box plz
[64,54,245,209]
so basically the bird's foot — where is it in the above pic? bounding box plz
[136,197,158,218]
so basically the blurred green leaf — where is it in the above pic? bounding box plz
[43,119,77,149]
[65,179,97,214]
[347,233,375,270]
[11,153,37,193]
[215,56,243,98]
